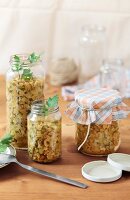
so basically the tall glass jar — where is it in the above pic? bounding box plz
[79,25,106,82]
[6,53,44,149]
[27,100,62,163]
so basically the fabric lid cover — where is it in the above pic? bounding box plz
[65,88,130,125]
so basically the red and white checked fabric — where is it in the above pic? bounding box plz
[65,88,130,125]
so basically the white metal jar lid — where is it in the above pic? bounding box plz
[82,160,122,183]
[107,153,130,172]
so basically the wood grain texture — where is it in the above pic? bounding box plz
[0,75,130,200]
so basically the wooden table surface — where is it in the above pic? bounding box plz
[0,75,130,200]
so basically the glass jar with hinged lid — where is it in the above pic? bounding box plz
[66,88,129,156]
[27,95,62,163]
[6,53,44,149]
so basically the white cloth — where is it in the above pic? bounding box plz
[0,0,130,73]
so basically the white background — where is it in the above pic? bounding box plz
[0,0,130,74]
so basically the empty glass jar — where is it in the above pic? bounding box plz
[79,25,106,82]
[27,100,62,163]
[100,58,125,96]
[6,53,44,149]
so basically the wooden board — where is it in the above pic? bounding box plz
[0,75,130,200]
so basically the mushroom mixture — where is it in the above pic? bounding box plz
[76,121,120,156]
[28,116,61,163]
[6,77,44,148]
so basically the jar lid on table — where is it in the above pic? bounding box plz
[82,153,130,183]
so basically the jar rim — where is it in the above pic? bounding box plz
[102,58,124,66]
[81,24,106,34]
[10,53,41,67]
[31,99,59,115]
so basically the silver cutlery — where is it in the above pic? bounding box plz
[0,154,88,189]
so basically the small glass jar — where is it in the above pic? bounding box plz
[76,121,120,156]
[6,54,44,149]
[100,58,125,96]
[27,100,62,163]
[65,88,128,157]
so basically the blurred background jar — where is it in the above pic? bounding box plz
[6,53,44,149]
[100,58,125,96]
[27,99,62,163]
[79,25,106,82]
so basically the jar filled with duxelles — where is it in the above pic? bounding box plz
[27,95,62,163]
[66,88,129,156]
[6,53,44,149]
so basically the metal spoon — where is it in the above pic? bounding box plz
[0,154,87,189]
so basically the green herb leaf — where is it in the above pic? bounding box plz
[28,52,40,63]
[0,134,12,145]
[0,134,12,153]
[0,144,8,152]
[42,95,58,116]
[12,55,22,71]
[12,64,22,72]
[21,68,33,80]
[14,55,20,62]
[42,104,49,116]
[47,95,58,108]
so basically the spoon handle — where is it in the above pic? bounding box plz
[16,161,88,189]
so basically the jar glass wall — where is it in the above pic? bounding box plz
[100,58,125,96]
[27,100,62,163]
[75,121,120,156]
[6,53,44,149]
[79,25,106,82]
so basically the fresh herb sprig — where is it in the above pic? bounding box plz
[21,68,33,80]
[28,52,40,63]
[12,52,41,80]
[0,134,12,153]
[42,95,58,116]
[12,55,22,71]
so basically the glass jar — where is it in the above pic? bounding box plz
[6,53,44,149]
[100,58,125,96]
[76,121,120,156]
[27,100,62,163]
[79,25,106,82]
[65,88,129,157]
